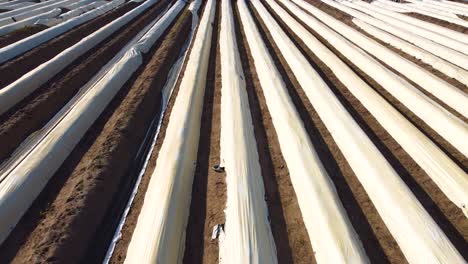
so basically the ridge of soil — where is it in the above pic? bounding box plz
[0,25,47,49]
[406,12,468,34]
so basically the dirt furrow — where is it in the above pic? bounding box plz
[277,0,468,259]
[0,1,140,89]
[406,12,468,34]
[0,0,170,163]
[0,6,191,264]
[0,25,47,49]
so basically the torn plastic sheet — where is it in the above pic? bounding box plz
[0,0,179,246]
[102,3,201,263]
[211,224,224,240]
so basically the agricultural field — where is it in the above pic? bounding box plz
[0,0,466,263]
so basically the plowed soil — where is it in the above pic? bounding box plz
[0,25,47,49]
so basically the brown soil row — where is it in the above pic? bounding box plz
[0,25,47,49]
[183,1,225,264]
[0,7,192,264]
[292,0,468,259]
[0,1,140,89]
[107,2,206,263]
[234,2,316,263]
[0,0,170,163]
[406,12,468,34]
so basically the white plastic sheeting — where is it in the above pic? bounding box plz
[36,1,108,27]
[0,0,182,246]
[406,1,463,18]
[353,18,468,86]
[371,1,411,13]
[123,0,215,263]
[63,0,95,10]
[291,0,468,156]
[239,0,368,263]
[326,1,468,70]
[0,8,61,37]
[0,0,153,116]
[0,0,125,64]
[0,0,76,26]
[218,0,277,263]
[62,1,107,18]
[0,2,36,11]
[268,0,468,225]
[0,0,71,19]
[274,1,466,263]
[0,0,36,9]
[367,0,468,41]
[406,0,468,16]
[103,3,202,263]
[372,0,468,30]
[345,1,468,52]
[316,0,468,118]
[440,0,468,11]
[405,2,463,18]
